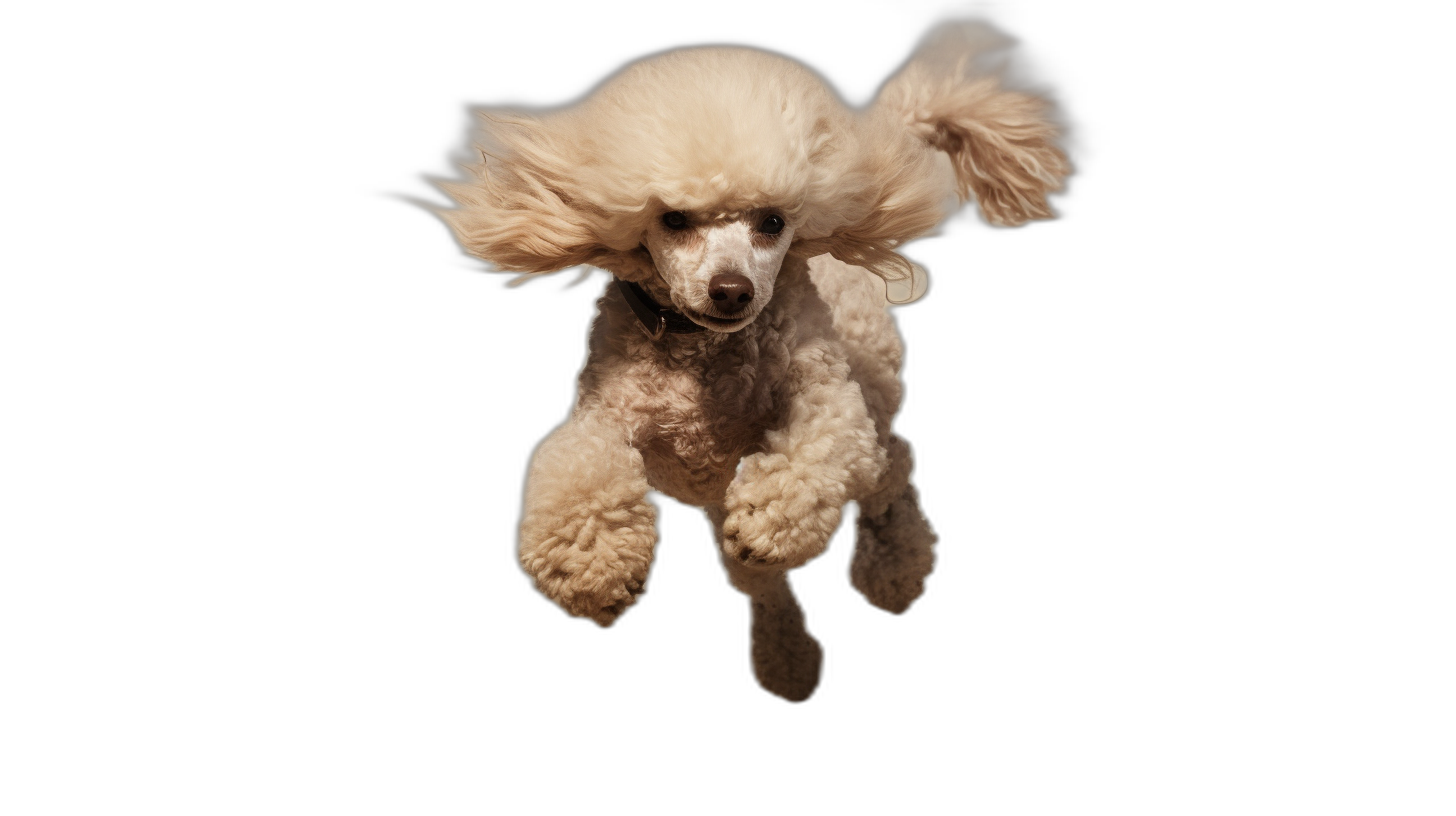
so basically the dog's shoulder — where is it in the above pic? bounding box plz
[805,255,891,330]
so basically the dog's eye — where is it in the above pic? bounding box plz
[661,211,689,230]
[758,214,785,235]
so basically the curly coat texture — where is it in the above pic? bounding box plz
[437,22,1067,700]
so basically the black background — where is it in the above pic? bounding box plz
[286,1,1205,734]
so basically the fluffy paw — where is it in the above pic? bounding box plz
[739,574,832,702]
[750,597,822,702]
[721,454,843,569]
[520,498,657,626]
[850,488,937,614]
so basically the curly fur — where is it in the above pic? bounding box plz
[436,22,1067,700]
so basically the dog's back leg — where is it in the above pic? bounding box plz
[706,508,822,702]
[851,434,937,613]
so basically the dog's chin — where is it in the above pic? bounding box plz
[685,308,755,333]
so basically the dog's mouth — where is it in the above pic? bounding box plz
[684,308,753,332]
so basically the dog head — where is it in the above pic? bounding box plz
[437,24,1068,332]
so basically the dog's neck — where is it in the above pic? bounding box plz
[614,278,706,338]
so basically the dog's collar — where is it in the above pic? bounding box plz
[615,278,706,340]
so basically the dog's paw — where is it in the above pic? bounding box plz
[850,486,937,614]
[750,597,822,702]
[520,498,657,626]
[721,454,843,569]
[561,574,645,627]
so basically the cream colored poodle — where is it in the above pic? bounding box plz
[436,22,1067,700]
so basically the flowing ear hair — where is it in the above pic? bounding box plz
[434,112,651,277]
[800,23,1068,302]
[792,136,949,303]
[874,22,1070,227]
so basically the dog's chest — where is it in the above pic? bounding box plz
[636,351,780,506]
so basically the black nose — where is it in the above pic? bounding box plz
[708,272,754,314]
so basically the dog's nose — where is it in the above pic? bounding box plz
[708,272,754,314]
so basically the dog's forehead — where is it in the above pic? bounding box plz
[692,210,777,223]
[604,46,827,97]
[564,47,851,211]
[590,49,816,131]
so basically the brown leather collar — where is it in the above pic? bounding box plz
[615,278,706,340]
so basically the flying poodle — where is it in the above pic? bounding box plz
[435,22,1068,700]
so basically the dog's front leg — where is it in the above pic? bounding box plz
[518,410,656,626]
[722,341,887,569]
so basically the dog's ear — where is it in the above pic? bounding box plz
[800,23,1067,302]
[435,112,646,276]
[872,21,1069,227]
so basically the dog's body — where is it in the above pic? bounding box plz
[437,23,1067,699]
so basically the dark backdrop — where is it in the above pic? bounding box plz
[292,1,1193,734]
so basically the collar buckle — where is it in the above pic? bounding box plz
[615,278,704,340]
